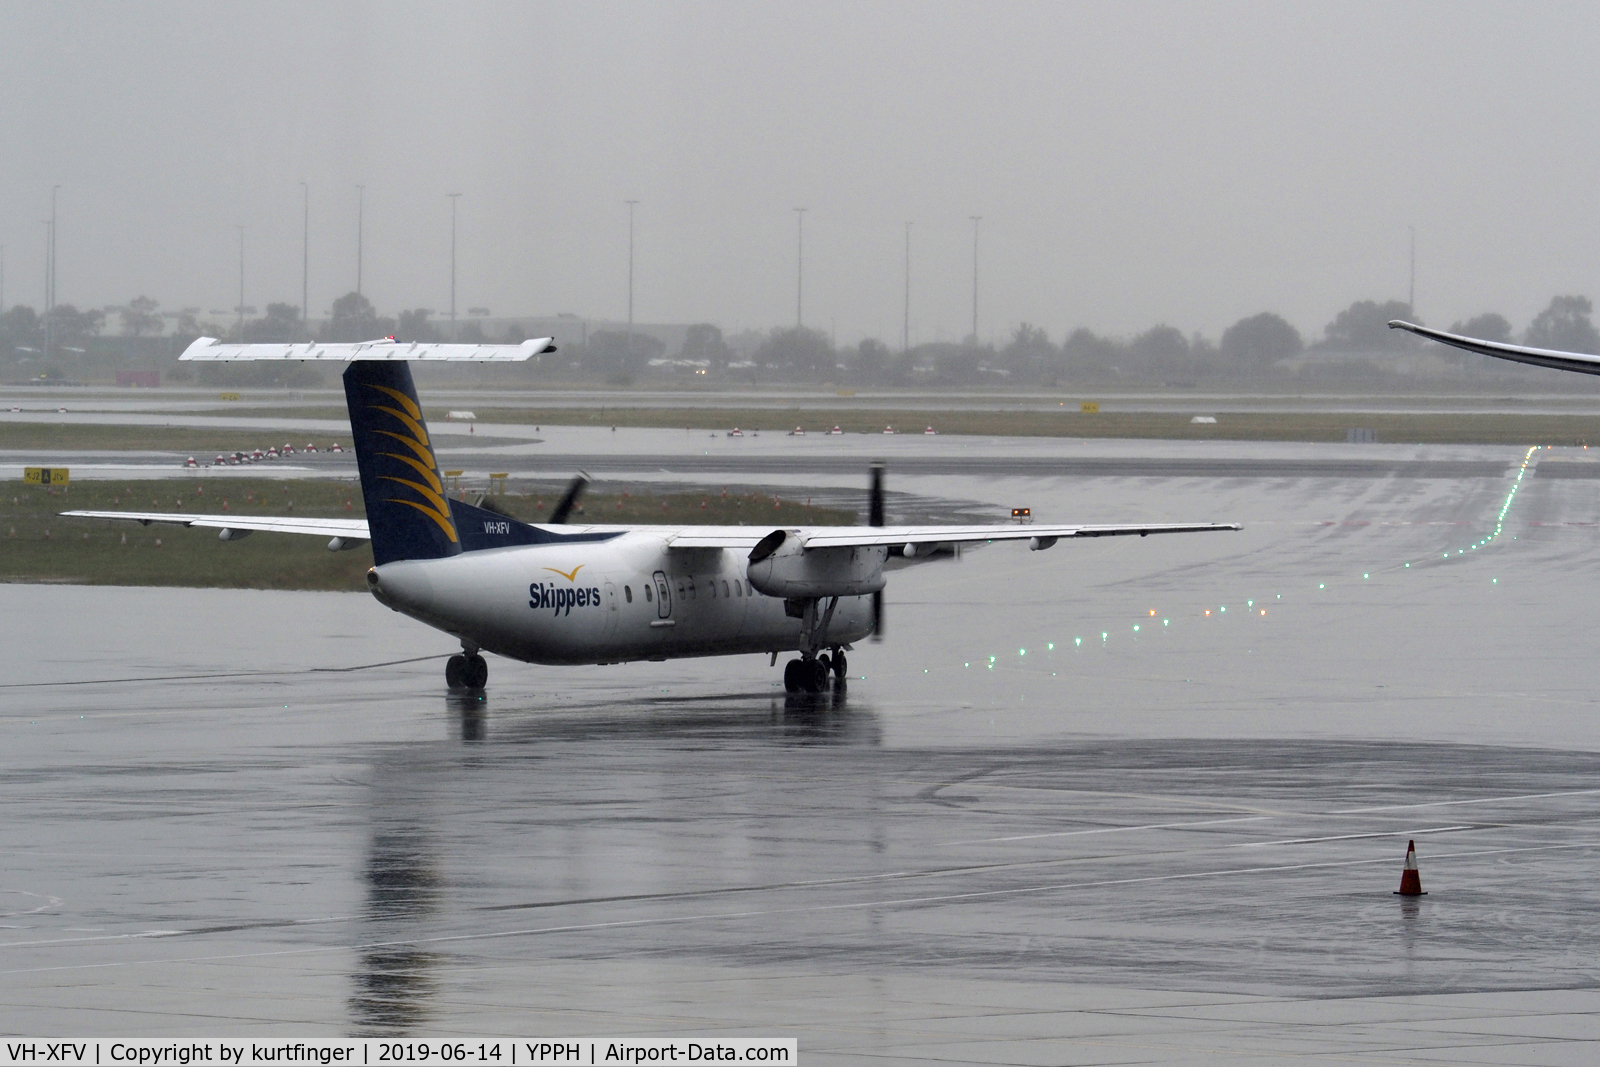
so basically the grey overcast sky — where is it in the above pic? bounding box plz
[4,0,1599,345]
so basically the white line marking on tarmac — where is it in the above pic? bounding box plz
[1,840,1596,977]
[1239,826,1471,848]
[947,815,1271,846]
[1331,788,1600,814]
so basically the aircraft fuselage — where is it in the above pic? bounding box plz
[367,531,875,665]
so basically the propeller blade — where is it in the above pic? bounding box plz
[869,461,885,527]
[547,472,591,524]
[870,462,884,641]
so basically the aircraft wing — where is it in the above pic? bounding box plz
[179,336,552,362]
[1389,320,1600,376]
[668,521,1239,550]
[61,510,370,539]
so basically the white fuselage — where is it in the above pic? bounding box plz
[367,531,875,665]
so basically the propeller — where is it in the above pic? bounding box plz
[870,461,884,641]
[547,471,591,524]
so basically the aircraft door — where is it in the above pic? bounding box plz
[603,579,618,637]
[653,570,672,618]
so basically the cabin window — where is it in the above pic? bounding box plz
[735,581,742,597]
[625,585,633,603]
[722,579,730,597]
[710,581,717,598]
[644,585,653,602]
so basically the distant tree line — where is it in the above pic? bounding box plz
[6,290,1600,388]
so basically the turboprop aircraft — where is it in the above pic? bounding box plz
[65,336,1240,693]
[1389,319,1600,375]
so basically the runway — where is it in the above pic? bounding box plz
[3,437,1600,1060]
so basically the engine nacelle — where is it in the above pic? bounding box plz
[746,529,886,599]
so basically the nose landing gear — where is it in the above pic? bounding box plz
[446,648,488,690]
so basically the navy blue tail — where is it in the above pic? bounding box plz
[344,361,462,566]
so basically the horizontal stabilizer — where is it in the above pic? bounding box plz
[1389,320,1600,376]
[180,336,553,362]
[61,510,370,539]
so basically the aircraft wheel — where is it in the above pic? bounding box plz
[783,658,803,693]
[831,650,848,679]
[464,653,488,689]
[445,654,467,689]
[804,659,829,693]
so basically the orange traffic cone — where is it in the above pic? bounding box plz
[1394,839,1425,896]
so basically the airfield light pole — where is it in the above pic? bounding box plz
[448,193,462,341]
[969,215,981,345]
[47,186,59,362]
[355,184,365,297]
[1408,225,1416,312]
[236,226,245,340]
[41,223,50,362]
[300,182,309,337]
[794,207,807,328]
[625,199,638,360]
[903,221,911,353]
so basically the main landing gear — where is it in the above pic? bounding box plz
[783,647,848,694]
[446,647,488,690]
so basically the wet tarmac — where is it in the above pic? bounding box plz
[4,438,1600,1061]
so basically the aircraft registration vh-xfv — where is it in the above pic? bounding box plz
[66,337,1241,693]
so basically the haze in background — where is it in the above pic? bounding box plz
[3,0,1598,345]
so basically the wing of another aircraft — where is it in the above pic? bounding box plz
[179,336,551,362]
[1389,320,1600,375]
[60,510,370,539]
[667,521,1239,550]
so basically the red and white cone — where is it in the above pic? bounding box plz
[1394,839,1425,896]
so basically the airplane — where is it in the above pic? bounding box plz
[65,336,1241,693]
[1389,319,1600,376]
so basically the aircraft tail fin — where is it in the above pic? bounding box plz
[344,360,462,566]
